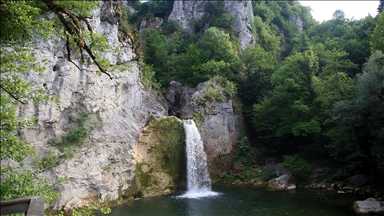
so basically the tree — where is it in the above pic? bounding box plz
[197,27,237,64]
[370,11,384,53]
[252,50,320,154]
[238,45,276,106]
[378,0,384,13]
[354,51,384,177]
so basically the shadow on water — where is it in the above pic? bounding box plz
[100,185,367,216]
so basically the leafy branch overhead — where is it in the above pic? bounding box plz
[0,0,119,203]
[42,0,112,79]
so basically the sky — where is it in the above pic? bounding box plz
[298,1,379,22]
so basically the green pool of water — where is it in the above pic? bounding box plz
[102,185,365,216]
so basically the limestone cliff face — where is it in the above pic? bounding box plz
[17,1,167,210]
[223,1,254,49]
[166,80,242,180]
[168,0,254,49]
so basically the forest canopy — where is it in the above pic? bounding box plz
[134,0,384,182]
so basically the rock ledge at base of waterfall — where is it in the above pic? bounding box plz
[353,198,384,214]
[267,174,296,191]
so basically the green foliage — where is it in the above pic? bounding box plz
[148,118,185,176]
[127,0,174,24]
[223,171,238,182]
[197,27,237,63]
[0,0,54,45]
[161,20,182,34]
[252,16,281,55]
[282,154,311,183]
[370,11,384,53]
[140,62,161,90]
[0,166,64,204]
[252,50,320,154]
[234,137,251,165]
[55,112,100,159]
[100,206,112,215]
[244,169,257,181]
[261,168,277,181]
[209,2,236,33]
[136,163,151,188]
[354,51,384,176]
[192,112,204,128]
[36,154,61,170]
[198,76,237,106]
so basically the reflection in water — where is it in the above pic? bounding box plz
[102,185,363,216]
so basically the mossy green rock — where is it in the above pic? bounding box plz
[134,116,186,197]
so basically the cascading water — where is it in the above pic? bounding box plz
[178,119,219,199]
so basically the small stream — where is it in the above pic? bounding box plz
[101,185,365,216]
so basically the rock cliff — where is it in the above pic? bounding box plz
[12,0,243,210]
[166,80,242,179]
[17,1,167,210]
[168,0,254,49]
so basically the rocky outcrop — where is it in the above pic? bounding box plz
[168,0,254,49]
[139,17,164,34]
[353,198,384,214]
[134,117,186,198]
[166,80,242,179]
[289,15,304,33]
[168,1,208,32]
[16,1,168,210]
[267,174,296,191]
[224,1,255,49]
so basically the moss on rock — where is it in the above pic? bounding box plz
[134,116,186,197]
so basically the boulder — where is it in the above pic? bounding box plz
[348,174,368,187]
[353,198,384,214]
[265,159,290,177]
[267,174,296,191]
[332,168,350,180]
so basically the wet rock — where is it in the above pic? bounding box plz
[165,80,242,178]
[332,169,350,180]
[348,174,368,187]
[353,198,384,214]
[267,174,296,191]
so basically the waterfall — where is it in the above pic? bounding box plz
[178,119,218,199]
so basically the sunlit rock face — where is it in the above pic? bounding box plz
[17,1,167,210]
[223,1,255,49]
[168,0,255,50]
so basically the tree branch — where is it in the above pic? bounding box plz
[42,0,112,79]
[0,84,26,104]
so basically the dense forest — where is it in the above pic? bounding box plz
[127,0,384,185]
[0,0,383,211]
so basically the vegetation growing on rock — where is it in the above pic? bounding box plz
[134,117,185,197]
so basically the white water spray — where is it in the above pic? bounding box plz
[179,119,219,199]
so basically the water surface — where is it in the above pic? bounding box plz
[103,185,363,216]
